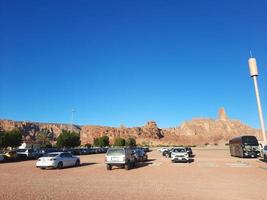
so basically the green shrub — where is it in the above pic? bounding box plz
[126,137,136,147]
[56,130,80,148]
[3,129,22,148]
[93,136,110,147]
[113,137,126,146]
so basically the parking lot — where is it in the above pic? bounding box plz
[1,148,267,200]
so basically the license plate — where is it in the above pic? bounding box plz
[111,157,119,161]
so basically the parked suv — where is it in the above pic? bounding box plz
[105,148,136,170]
[171,147,189,163]
[262,145,267,161]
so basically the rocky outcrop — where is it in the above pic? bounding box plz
[80,121,163,145]
[218,107,228,121]
[0,108,264,145]
[162,119,261,145]
[0,120,81,142]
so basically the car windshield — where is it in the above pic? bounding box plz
[107,149,124,155]
[173,148,186,153]
[242,136,258,145]
[43,153,59,157]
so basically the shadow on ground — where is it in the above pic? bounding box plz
[258,158,267,163]
[79,162,97,167]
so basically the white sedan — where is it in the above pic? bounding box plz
[36,152,80,169]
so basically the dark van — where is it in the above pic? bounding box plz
[229,135,260,158]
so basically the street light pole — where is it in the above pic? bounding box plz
[71,109,76,131]
[248,56,267,143]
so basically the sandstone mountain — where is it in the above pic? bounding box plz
[0,108,263,146]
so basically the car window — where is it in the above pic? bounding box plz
[173,149,185,153]
[264,146,267,151]
[44,153,59,157]
[66,153,72,157]
[107,149,124,155]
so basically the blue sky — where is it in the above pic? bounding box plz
[0,0,267,128]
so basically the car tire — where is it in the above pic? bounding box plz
[57,161,63,169]
[75,159,80,167]
[264,154,267,161]
[106,164,112,170]
[125,162,131,170]
[41,167,46,170]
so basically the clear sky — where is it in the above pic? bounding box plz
[0,0,267,128]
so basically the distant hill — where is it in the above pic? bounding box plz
[0,108,263,146]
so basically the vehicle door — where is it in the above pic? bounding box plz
[60,153,70,166]
[67,153,76,166]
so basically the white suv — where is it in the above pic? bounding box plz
[171,147,189,163]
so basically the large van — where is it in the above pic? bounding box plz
[229,135,260,158]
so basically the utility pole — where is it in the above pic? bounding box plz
[71,108,76,131]
[248,55,266,143]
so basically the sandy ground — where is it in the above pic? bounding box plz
[0,148,267,200]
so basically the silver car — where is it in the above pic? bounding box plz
[36,152,80,169]
[105,148,136,170]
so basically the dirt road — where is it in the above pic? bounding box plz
[0,148,267,200]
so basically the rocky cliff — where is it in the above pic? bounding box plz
[0,108,263,145]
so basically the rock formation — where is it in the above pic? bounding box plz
[218,107,228,121]
[0,108,263,146]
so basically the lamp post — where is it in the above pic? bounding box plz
[248,56,266,142]
[71,109,76,131]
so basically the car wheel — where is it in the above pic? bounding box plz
[264,154,267,161]
[75,159,80,167]
[106,164,112,170]
[41,167,46,170]
[57,161,63,169]
[125,162,131,170]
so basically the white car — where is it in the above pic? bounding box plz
[36,152,80,169]
[171,147,189,163]
[158,147,169,153]
[262,145,267,161]
[0,154,4,162]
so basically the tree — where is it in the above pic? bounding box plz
[0,131,5,148]
[113,137,126,146]
[36,129,52,148]
[99,136,109,147]
[3,129,23,148]
[93,137,100,147]
[56,130,80,148]
[126,137,136,147]
[93,136,110,147]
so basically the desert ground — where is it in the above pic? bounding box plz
[0,147,267,200]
